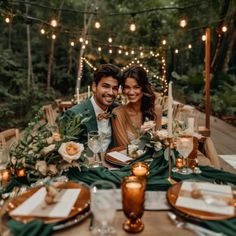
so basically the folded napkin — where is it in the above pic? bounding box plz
[7,220,54,236]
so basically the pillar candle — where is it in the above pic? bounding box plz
[167,82,173,136]
[76,88,80,104]
[87,85,91,98]
[187,117,195,133]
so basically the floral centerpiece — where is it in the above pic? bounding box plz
[8,108,91,179]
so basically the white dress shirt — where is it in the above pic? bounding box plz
[90,96,112,152]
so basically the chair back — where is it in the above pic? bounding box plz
[43,104,58,126]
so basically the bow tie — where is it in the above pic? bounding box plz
[97,112,110,121]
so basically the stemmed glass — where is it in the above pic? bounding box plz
[176,136,193,175]
[90,180,117,236]
[88,131,102,168]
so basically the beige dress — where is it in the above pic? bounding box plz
[112,104,162,146]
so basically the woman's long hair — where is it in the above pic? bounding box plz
[122,65,156,123]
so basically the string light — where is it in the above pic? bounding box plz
[98,46,102,52]
[162,39,167,45]
[40,28,45,34]
[94,20,101,29]
[201,34,206,41]
[52,34,56,39]
[109,48,112,54]
[108,36,112,43]
[118,49,122,54]
[70,41,75,47]
[50,19,57,27]
[5,17,10,23]
[222,25,227,32]
[188,44,192,49]
[79,37,84,43]
[85,39,89,45]
[179,18,187,28]
[175,49,179,54]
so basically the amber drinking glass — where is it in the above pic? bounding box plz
[121,176,145,233]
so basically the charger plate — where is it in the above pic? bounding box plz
[167,181,236,221]
[6,181,90,224]
[105,146,131,167]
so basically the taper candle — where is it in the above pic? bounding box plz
[167,82,173,136]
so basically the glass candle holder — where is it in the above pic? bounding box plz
[16,167,26,177]
[131,162,149,178]
[121,176,145,233]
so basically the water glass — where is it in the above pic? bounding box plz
[90,180,117,236]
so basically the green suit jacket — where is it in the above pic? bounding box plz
[59,99,117,148]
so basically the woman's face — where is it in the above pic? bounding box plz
[123,77,143,103]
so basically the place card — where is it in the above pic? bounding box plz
[10,187,81,218]
[176,181,234,215]
[107,151,132,162]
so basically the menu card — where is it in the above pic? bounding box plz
[176,181,234,215]
[10,187,81,218]
[107,151,132,162]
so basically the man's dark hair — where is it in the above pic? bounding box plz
[93,64,122,85]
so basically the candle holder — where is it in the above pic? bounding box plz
[121,176,145,233]
[164,137,176,184]
[16,167,26,177]
[131,162,149,187]
[0,168,11,185]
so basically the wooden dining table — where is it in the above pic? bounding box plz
[2,152,235,236]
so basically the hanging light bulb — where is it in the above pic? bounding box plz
[131,50,134,55]
[188,44,192,49]
[70,41,75,47]
[129,14,136,32]
[85,39,89,45]
[52,34,56,39]
[162,39,167,45]
[175,49,179,54]
[118,49,122,54]
[5,17,10,23]
[109,48,112,54]
[50,19,57,27]
[95,20,101,29]
[201,34,206,41]
[98,46,102,52]
[179,18,187,28]
[108,36,112,43]
[222,25,227,32]
[40,28,45,34]
[79,37,84,43]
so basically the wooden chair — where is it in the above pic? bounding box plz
[42,104,58,127]
[0,129,20,165]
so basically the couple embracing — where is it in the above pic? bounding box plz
[59,63,162,153]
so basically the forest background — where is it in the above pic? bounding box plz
[0,0,235,130]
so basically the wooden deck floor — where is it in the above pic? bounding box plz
[199,112,236,154]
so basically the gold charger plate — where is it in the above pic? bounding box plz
[167,182,236,220]
[105,146,130,167]
[167,181,236,221]
[6,181,90,224]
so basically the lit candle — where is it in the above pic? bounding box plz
[2,169,10,182]
[126,181,142,189]
[132,165,148,177]
[167,82,173,137]
[76,88,80,104]
[87,85,91,98]
[16,168,26,177]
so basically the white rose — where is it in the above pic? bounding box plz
[35,160,47,176]
[155,129,168,140]
[48,164,58,175]
[58,141,84,163]
[41,144,56,155]
[141,120,156,133]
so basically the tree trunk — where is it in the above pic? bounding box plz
[211,0,230,73]
[26,1,34,93]
[46,0,65,90]
[222,11,236,73]
[75,0,94,94]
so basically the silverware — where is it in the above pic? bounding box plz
[167,212,226,236]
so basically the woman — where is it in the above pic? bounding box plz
[112,65,162,146]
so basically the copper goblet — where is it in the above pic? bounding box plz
[121,176,145,233]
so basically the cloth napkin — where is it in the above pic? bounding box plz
[7,220,55,236]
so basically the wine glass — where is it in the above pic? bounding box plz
[90,180,117,236]
[176,136,193,174]
[88,131,102,168]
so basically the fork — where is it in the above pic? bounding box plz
[167,212,226,236]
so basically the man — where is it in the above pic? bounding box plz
[59,63,122,151]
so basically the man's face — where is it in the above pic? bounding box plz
[92,76,119,110]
